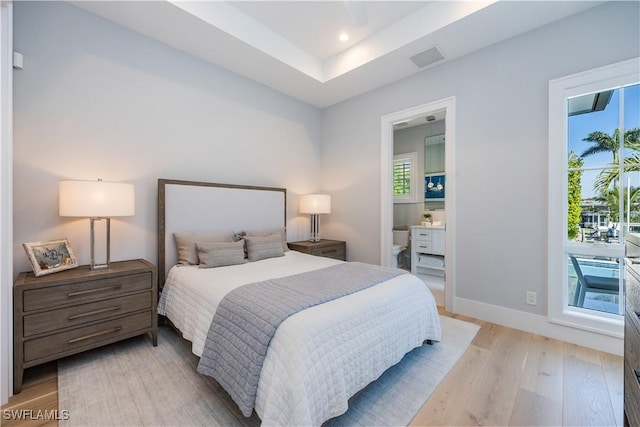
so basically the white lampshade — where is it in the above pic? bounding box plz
[59,180,135,217]
[299,194,331,214]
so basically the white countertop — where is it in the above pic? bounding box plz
[412,224,445,230]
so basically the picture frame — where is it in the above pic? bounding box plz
[425,173,445,200]
[23,238,79,277]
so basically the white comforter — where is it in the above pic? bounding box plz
[158,251,440,426]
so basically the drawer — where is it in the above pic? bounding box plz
[415,241,433,254]
[310,245,345,260]
[413,229,433,242]
[23,272,152,312]
[624,360,640,427]
[24,311,152,362]
[627,266,640,316]
[626,311,640,371]
[23,291,152,337]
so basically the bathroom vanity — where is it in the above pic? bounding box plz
[411,225,445,279]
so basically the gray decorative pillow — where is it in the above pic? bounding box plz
[196,241,246,268]
[174,231,234,265]
[245,234,285,262]
[244,227,288,252]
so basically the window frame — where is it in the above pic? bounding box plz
[548,58,639,337]
[393,152,419,203]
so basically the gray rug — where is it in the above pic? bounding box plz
[58,316,479,426]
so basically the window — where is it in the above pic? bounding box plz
[549,58,639,336]
[394,159,411,196]
[393,152,418,203]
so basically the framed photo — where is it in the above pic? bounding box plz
[425,173,445,200]
[23,238,79,277]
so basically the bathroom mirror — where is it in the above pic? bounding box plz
[425,132,445,209]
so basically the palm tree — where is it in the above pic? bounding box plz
[593,153,640,194]
[580,128,640,194]
[595,184,640,222]
[580,127,640,162]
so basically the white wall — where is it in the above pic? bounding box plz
[322,2,640,320]
[12,1,324,277]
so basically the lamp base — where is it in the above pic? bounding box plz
[308,214,321,243]
[90,217,111,271]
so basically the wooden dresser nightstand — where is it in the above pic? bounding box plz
[625,260,640,426]
[288,239,346,261]
[13,259,157,394]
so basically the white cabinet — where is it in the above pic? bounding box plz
[411,226,445,277]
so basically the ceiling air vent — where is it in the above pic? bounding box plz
[409,46,445,69]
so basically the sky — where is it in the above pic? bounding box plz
[568,84,640,199]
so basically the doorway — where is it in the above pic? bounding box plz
[380,97,456,311]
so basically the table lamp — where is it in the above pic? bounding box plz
[59,179,135,270]
[299,194,331,243]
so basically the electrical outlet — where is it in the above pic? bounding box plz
[526,291,537,306]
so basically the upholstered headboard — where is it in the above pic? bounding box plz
[157,179,287,288]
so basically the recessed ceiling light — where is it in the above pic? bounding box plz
[339,32,349,42]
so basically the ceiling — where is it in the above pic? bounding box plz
[69,1,605,108]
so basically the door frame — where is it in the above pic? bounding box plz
[1,1,13,403]
[380,96,456,312]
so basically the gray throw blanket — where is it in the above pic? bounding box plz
[196,262,407,417]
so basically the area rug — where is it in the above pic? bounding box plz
[58,316,479,426]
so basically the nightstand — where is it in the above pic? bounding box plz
[625,260,640,426]
[13,259,157,394]
[288,239,346,261]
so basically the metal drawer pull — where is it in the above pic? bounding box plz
[67,284,122,297]
[68,327,122,344]
[67,306,122,320]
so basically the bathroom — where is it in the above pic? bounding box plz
[393,113,446,305]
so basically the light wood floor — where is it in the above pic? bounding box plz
[2,309,623,427]
[411,308,623,426]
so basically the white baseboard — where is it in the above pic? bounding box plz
[454,297,623,356]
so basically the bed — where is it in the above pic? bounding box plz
[156,179,441,426]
